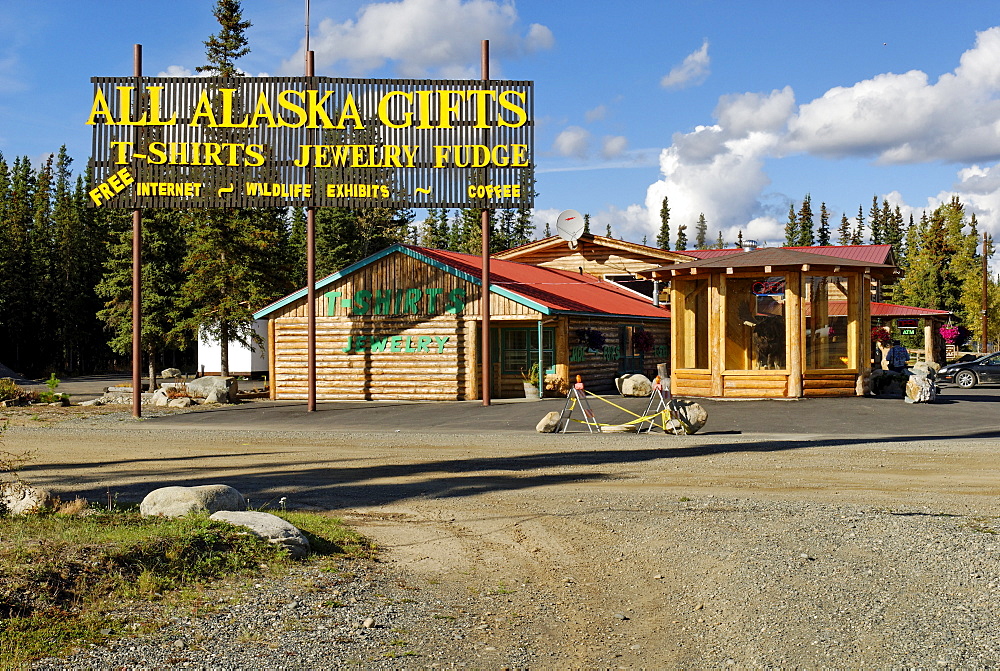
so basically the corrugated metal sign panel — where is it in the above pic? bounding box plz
[87,76,534,210]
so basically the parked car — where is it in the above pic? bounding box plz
[936,353,1000,388]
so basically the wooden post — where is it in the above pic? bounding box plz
[131,44,143,418]
[786,272,803,397]
[268,318,277,400]
[709,276,723,397]
[982,231,989,353]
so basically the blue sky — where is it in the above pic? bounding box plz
[3,0,1000,249]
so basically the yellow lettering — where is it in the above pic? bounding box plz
[437,90,466,129]
[250,92,278,127]
[377,91,413,129]
[244,144,265,167]
[497,91,528,128]
[335,93,364,129]
[146,87,177,125]
[467,90,497,129]
[277,90,307,127]
[189,91,218,126]
[306,89,336,128]
[86,89,115,125]
[433,145,451,168]
[218,88,249,127]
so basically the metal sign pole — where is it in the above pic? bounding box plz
[131,44,143,419]
[306,50,317,412]
[480,39,491,406]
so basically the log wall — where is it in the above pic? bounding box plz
[272,316,475,401]
[802,372,858,397]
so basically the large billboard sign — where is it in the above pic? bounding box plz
[87,77,534,210]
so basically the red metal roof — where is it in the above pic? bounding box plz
[411,246,670,319]
[675,245,895,264]
[816,301,951,318]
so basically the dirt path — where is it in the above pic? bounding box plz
[6,417,1000,666]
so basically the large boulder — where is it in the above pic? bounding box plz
[159,368,183,379]
[905,376,937,404]
[140,484,246,517]
[162,376,238,403]
[911,361,940,379]
[666,399,708,435]
[536,410,562,433]
[209,511,310,558]
[0,482,54,515]
[619,374,653,397]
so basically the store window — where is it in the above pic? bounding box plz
[500,327,555,374]
[675,278,709,369]
[725,276,786,371]
[805,275,850,370]
[619,325,646,374]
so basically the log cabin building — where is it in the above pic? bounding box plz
[253,244,671,401]
[639,247,899,399]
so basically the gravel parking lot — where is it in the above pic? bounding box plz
[6,387,1000,668]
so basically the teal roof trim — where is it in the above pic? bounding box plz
[254,244,553,319]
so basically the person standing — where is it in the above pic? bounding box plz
[886,340,910,374]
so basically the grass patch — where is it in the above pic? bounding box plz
[0,509,373,667]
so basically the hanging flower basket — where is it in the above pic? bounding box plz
[939,324,960,344]
[871,326,891,347]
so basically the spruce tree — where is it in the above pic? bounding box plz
[695,213,708,249]
[817,202,830,246]
[605,222,612,237]
[675,223,688,251]
[583,213,591,235]
[196,0,251,76]
[796,194,814,246]
[868,195,883,244]
[783,202,798,246]
[837,213,851,246]
[851,205,865,245]
[656,196,670,250]
[714,231,725,249]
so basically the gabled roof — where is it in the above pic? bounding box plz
[675,245,895,265]
[495,234,692,263]
[254,244,670,321]
[870,302,951,318]
[640,246,897,279]
[812,301,951,318]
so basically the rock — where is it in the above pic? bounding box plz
[151,389,171,407]
[911,361,940,379]
[161,376,238,403]
[536,411,562,433]
[79,398,103,407]
[905,376,937,404]
[140,484,246,517]
[619,374,653,397]
[666,399,708,434]
[168,397,194,408]
[203,388,227,404]
[160,368,182,379]
[0,482,54,515]
[209,510,311,558]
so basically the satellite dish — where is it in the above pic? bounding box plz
[556,209,585,248]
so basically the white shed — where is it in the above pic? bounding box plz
[197,320,269,376]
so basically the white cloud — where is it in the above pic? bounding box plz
[287,0,553,77]
[661,40,710,89]
[585,105,608,123]
[552,126,591,159]
[787,26,1000,164]
[601,135,628,159]
[636,26,1000,244]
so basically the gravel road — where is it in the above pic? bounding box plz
[6,402,1000,668]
